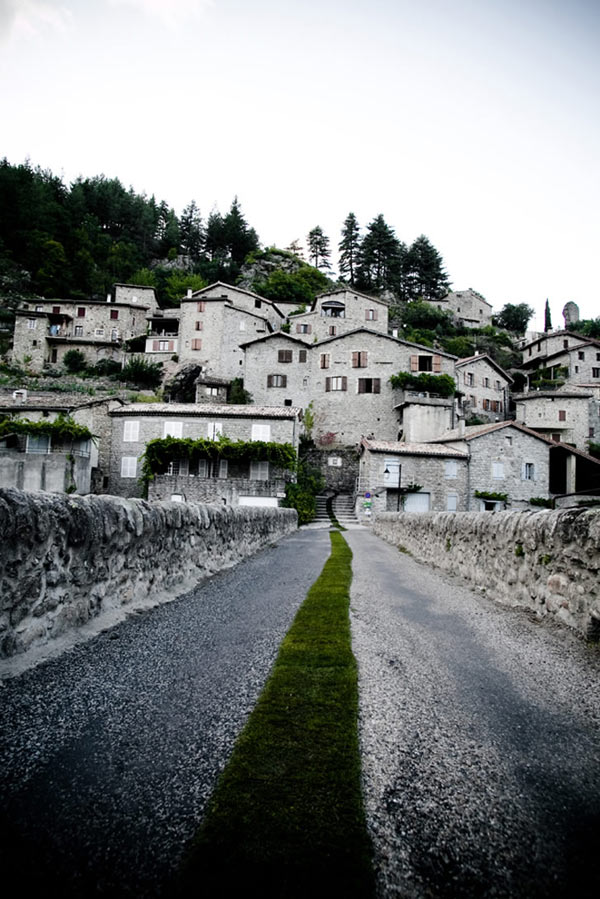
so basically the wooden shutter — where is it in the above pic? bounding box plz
[195,321,203,330]
[168,341,174,352]
[197,301,205,312]
[373,378,381,393]
[153,340,159,351]
[299,349,307,363]
[352,352,359,368]
[306,324,312,334]
[325,377,331,392]
[296,324,302,334]
[433,355,442,372]
[192,338,202,350]
[267,375,273,387]
[358,379,365,394]
[342,376,347,391]
[281,374,287,387]
[410,355,418,371]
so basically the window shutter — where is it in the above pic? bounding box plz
[410,355,418,372]
[374,378,381,393]
[267,375,273,387]
[192,338,202,350]
[433,355,442,372]
[195,321,203,330]
[306,324,312,334]
[299,349,307,362]
[357,379,365,394]
[342,376,347,391]
[197,301,205,312]
[325,377,331,392]
[168,341,174,351]
[282,374,287,388]
[352,352,359,368]
[153,340,159,351]
[296,324,301,334]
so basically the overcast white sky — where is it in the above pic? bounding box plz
[1,0,598,328]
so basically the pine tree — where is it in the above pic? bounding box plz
[223,197,259,267]
[307,226,331,271]
[356,214,404,294]
[403,235,450,301]
[544,299,552,332]
[179,200,204,260]
[338,212,361,285]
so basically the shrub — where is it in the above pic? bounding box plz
[120,356,163,388]
[63,349,87,373]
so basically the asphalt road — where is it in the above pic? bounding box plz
[0,527,331,897]
[346,528,600,898]
[2,524,599,898]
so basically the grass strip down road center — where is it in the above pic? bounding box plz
[178,530,374,897]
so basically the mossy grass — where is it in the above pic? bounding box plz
[178,531,374,898]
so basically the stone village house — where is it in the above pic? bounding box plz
[108,403,302,507]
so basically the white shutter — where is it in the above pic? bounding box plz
[163,421,183,438]
[121,456,138,478]
[123,420,139,442]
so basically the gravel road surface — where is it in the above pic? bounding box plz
[347,528,600,898]
[0,527,331,897]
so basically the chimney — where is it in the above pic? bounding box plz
[187,289,193,299]
[106,293,112,303]
[458,419,465,436]
[392,328,398,338]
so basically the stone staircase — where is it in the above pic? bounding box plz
[332,494,358,525]
[313,495,330,525]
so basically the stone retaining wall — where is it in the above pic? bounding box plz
[0,488,297,659]
[373,509,600,638]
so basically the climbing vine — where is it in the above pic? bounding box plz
[0,414,93,442]
[140,436,297,487]
[389,372,457,397]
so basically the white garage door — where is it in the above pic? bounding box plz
[404,491,430,512]
[238,496,279,508]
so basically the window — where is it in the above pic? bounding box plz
[163,421,183,438]
[465,372,474,386]
[123,420,139,442]
[492,462,504,479]
[558,410,566,421]
[483,377,490,388]
[298,349,307,363]
[197,301,205,312]
[197,459,208,477]
[254,299,262,309]
[250,460,269,480]
[411,354,437,372]
[365,308,378,321]
[596,353,600,362]
[563,339,569,348]
[219,459,228,478]
[578,351,585,360]
[191,338,202,350]
[593,368,600,378]
[296,323,311,334]
[110,309,119,320]
[482,399,490,410]
[470,395,477,407]
[26,434,50,454]
[195,321,203,331]
[278,349,293,363]
[447,494,458,511]
[495,380,501,391]
[445,460,457,479]
[267,374,287,387]
[328,325,337,336]
[328,456,342,467]
[320,354,330,369]
[325,376,347,391]
[357,378,380,393]
[207,422,223,439]
[52,306,60,314]
[95,328,105,337]
[352,351,368,368]
[505,436,513,446]
[27,319,37,330]
[167,460,180,476]
[77,307,86,317]
[111,329,119,341]
[74,325,83,337]
[251,424,271,441]
[121,456,138,478]
[239,321,246,331]
[522,462,535,480]
[157,340,170,351]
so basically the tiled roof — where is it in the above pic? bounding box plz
[110,403,302,418]
[361,438,467,458]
